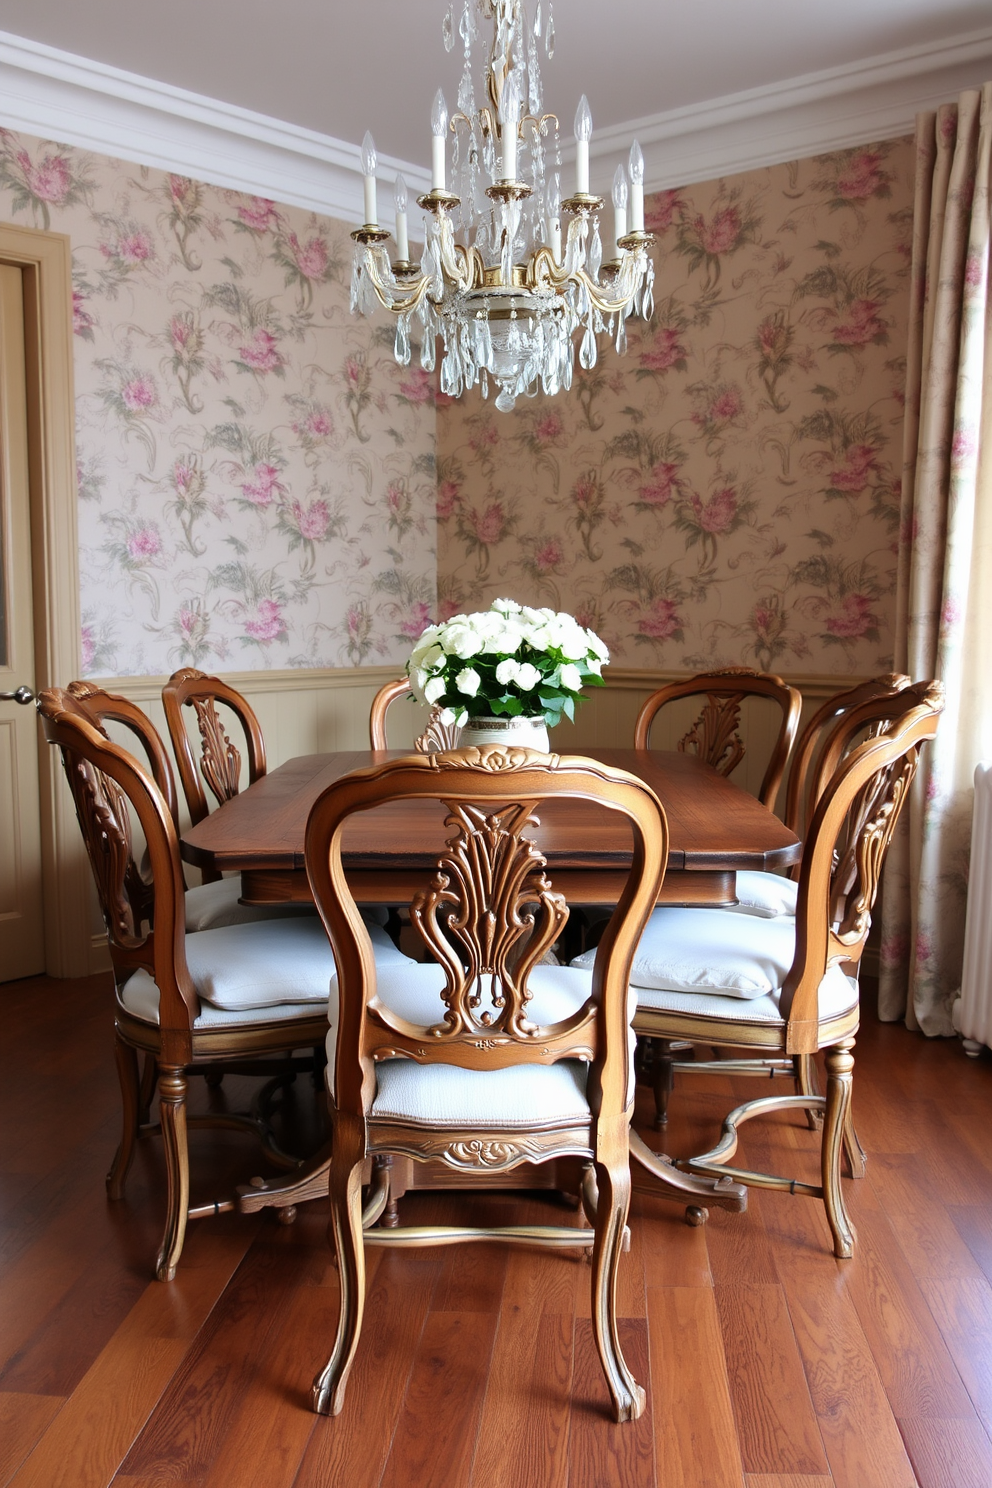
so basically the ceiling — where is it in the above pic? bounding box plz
[2,0,990,167]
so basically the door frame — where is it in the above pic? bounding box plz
[0,222,85,977]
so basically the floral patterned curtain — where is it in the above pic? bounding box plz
[880,84,992,1034]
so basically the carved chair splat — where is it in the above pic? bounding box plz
[634,667,802,809]
[162,670,267,876]
[368,676,461,753]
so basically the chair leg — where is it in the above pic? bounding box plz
[138,1053,158,1124]
[822,1038,857,1260]
[795,1053,823,1131]
[591,1137,646,1422]
[312,1129,367,1416]
[843,1101,868,1180]
[652,1039,676,1130]
[155,1067,190,1282]
[107,1034,140,1200]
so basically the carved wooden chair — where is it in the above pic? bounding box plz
[608,681,943,1256]
[162,669,267,868]
[634,667,803,809]
[304,745,668,1422]
[368,676,460,752]
[648,674,916,1130]
[38,687,413,1280]
[67,680,307,933]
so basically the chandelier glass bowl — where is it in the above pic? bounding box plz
[350,0,656,411]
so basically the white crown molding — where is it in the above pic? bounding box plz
[0,25,990,218]
[589,26,992,192]
[0,30,429,224]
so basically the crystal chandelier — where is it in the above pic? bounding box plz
[350,0,655,412]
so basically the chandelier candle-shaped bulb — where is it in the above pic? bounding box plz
[548,173,562,262]
[500,71,522,181]
[394,174,409,261]
[629,139,645,231]
[361,131,378,224]
[611,164,628,259]
[431,89,448,191]
[574,95,592,195]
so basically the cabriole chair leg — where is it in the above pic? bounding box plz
[591,1147,646,1422]
[138,1052,157,1125]
[155,1067,190,1282]
[821,1038,857,1259]
[795,1052,823,1131]
[313,1141,366,1416]
[107,1034,141,1200]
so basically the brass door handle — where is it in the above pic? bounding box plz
[0,685,34,705]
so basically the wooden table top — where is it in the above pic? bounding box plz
[181,747,801,877]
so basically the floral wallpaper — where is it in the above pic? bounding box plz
[436,139,916,674]
[0,128,437,676]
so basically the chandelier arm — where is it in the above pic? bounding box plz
[527,246,649,315]
[362,256,434,317]
[521,112,558,140]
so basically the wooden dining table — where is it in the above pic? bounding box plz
[181,746,800,1222]
[181,746,801,906]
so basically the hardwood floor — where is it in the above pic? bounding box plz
[3,970,992,1487]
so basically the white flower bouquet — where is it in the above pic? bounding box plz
[407,598,609,729]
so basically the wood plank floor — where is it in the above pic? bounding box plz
[3,970,992,1487]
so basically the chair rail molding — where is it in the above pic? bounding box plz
[0,26,991,216]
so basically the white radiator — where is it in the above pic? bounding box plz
[953,763,992,1055]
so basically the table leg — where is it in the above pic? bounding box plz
[629,1131,747,1213]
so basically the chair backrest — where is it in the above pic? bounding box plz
[162,668,266,830]
[66,680,181,827]
[368,676,461,753]
[38,687,197,1040]
[633,667,802,808]
[305,746,668,1126]
[781,680,943,1051]
[782,674,912,837]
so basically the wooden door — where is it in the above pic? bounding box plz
[0,264,45,979]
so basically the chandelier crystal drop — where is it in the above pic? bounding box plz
[350,0,655,412]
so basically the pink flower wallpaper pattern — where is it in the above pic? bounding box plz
[0,129,437,676]
[436,139,915,674]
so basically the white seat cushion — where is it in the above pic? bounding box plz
[631,963,859,1026]
[120,917,414,1021]
[372,1058,590,1127]
[183,879,391,933]
[120,974,326,1030]
[720,870,798,919]
[183,878,316,932]
[571,907,799,1000]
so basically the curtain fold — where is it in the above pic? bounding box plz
[880,83,992,1034]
